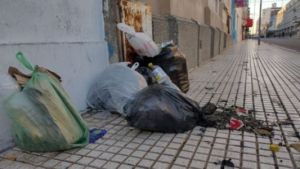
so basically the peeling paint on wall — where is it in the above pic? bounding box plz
[120,0,152,61]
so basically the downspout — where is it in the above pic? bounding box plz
[231,0,237,42]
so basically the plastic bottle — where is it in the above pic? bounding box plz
[148,63,168,83]
[148,63,180,91]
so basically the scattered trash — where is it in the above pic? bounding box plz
[290,143,300,152]
[221,159,235,169]
[275,119,293,126]
[235,107,248,115]
[3,155,17,161]
[205,86,214,90]
[219,99,228,103]
[198,127,206,136]
[213,161,220,165]
[5,53,89,152]
[89,129,107,143]
[117,23,160,57]
[269,144,280,153]
[204,104,270,134]
[202,103,217,115]
[228,118,244,130]
[86,63,147,116]
[253,128,273,137]
[124,85,209,133]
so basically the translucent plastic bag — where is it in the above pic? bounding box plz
[0,74,20,151]
[124,85,208,133]
[87,63,147,116]
[117,23,161,57]
[5,53,89,152]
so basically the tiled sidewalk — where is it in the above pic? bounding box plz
[1,40,300,169]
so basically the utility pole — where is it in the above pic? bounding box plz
[258,0,262,45]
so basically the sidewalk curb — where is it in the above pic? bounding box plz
[262,41,300,54]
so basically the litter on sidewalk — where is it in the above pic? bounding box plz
[204,105,274,134]
[86,63,147,116]
[4,52,89,152]
[269,144,280,153]
[89,129,107,143]
[117,23,161,57]
[124,85,209,133]
[290,143,300,152]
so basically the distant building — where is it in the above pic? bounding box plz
[257,3,280,37]
[275,0,300,37]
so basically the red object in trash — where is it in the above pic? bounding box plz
[229,118,244,130]
[235,107,248,114]
[246,18,253,27]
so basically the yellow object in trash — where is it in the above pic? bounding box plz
[269,144,280,153]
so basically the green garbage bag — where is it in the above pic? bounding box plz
[5,52,89,152]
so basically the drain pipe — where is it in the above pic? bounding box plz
[258,0,262,45]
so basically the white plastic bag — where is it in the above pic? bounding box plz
[0,74,20,151]
[87,63,147,116]
[117,23,161,57]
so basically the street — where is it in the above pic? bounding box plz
[1,40,300,169]
[262,38,300,52]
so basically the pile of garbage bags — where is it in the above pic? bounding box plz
[86,23,206,133]
[3,53,89,152]
[0,22,202,153]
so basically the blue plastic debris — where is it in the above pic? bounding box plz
[89,129,107,143]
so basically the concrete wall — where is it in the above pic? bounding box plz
[153,15,229,70]
[170,0,207,25]
[199,25,212,63]
[147,0,171,16]
[0,0,109,152]
[152,16,174,43]
[149,0,233,34]
[177,19,199,69]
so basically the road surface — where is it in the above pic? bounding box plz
[262,37,300,52]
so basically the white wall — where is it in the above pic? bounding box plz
[0,0,109,151]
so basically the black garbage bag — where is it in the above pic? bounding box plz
[124,85,208,133]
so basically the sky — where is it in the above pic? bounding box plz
[248,0,291,34]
